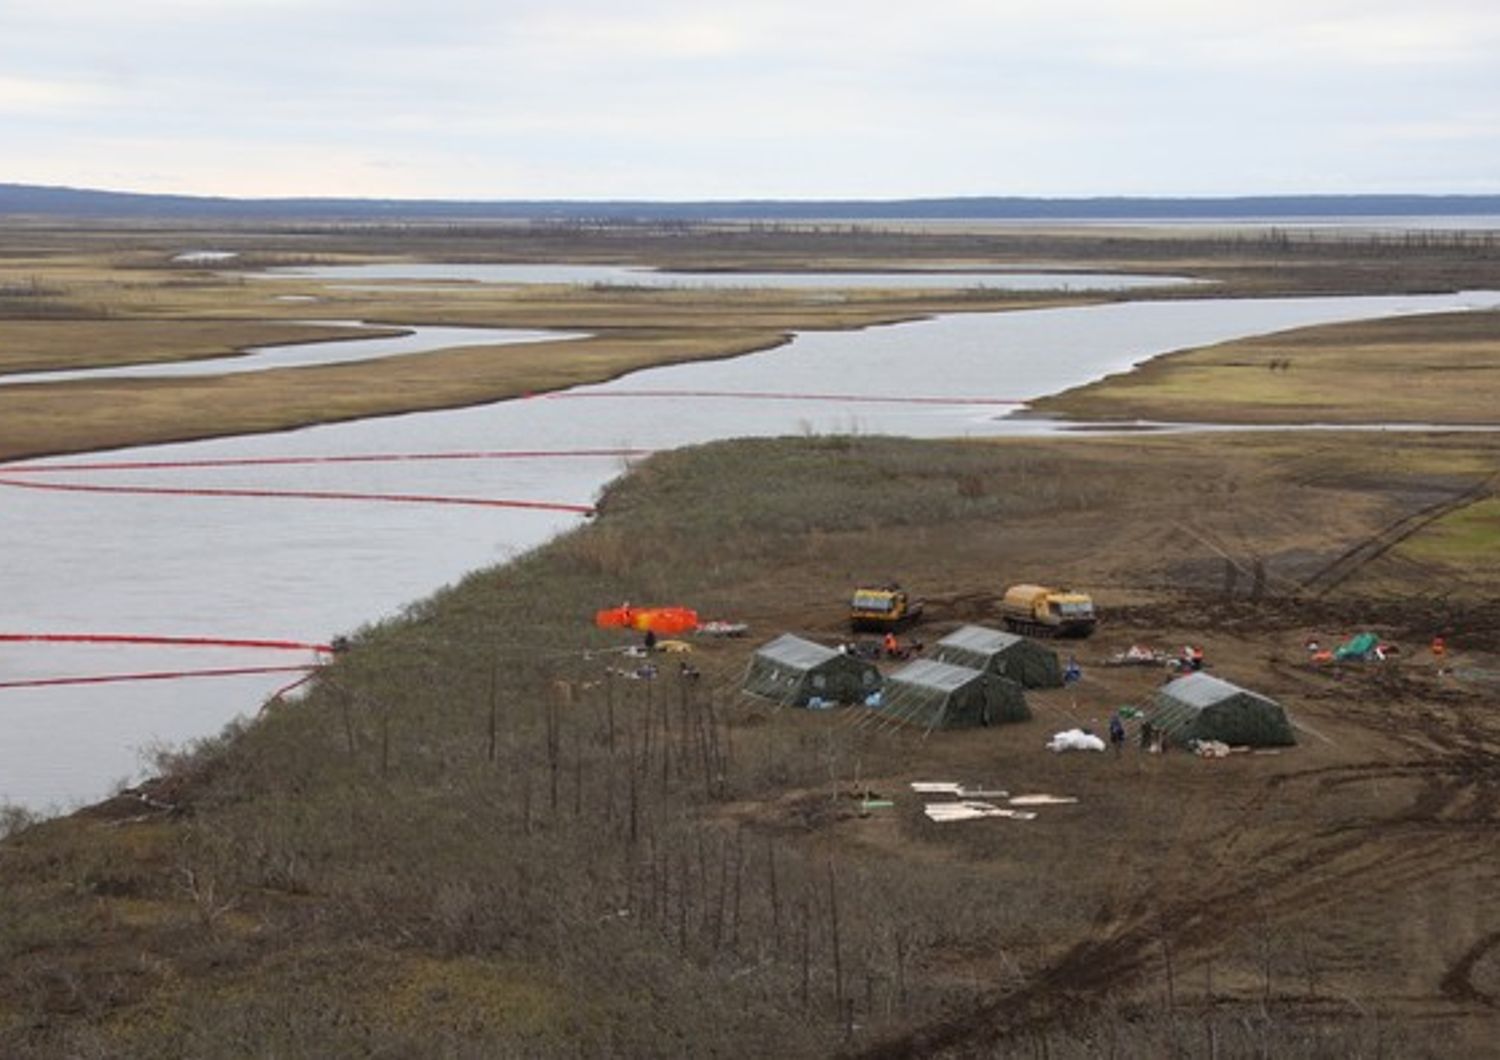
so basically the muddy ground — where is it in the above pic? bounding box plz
[589,431,1500,1056]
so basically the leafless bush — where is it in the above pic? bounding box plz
[0,803,37,839]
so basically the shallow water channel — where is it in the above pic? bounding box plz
[269,262,1199,291]
[4,288,1499,810]
[0,323,574,385]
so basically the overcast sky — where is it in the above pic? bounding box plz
[3,0,1499,200]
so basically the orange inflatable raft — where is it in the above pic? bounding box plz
[594,605,700,636]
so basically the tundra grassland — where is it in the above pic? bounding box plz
[2,220,1500,1056]
[6,217,1500,459]
[2,431,1499,1057]
[1037,309,1500,426]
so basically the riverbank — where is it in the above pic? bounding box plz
[3,429,1497,1055]
[9,218,1500,461]
[1036,308,1500,425]
[1,241,1101,461]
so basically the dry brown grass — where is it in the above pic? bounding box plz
[4,431,1499,1056]
[0,329,784,460]
[0,320,388,374]
[1038,309,1500,425]
[0,238,1096,461]
[5,221,1500,1055]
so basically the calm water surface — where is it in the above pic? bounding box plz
[271,262,1198,291]
[0,323,573,385]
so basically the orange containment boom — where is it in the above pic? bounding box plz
[594,605,700,635]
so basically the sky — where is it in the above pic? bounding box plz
[3,0,1499,200]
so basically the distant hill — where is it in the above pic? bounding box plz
[4,182,1500,222]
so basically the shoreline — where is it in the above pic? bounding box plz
[6,288,1500,813]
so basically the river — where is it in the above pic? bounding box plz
[3,286,1498,811]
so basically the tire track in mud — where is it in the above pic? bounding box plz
[1440,931,1500,1008]
[862,821,1490,1058]
[859,677,1500,1057]
[1298,472,1499,597]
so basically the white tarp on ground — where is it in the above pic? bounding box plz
[1009,794,1080,806]
[1047,729,1107,753]
[923,801,1038,822]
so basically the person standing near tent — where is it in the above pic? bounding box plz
[1108,713,1126,755]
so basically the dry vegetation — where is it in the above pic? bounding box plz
[1039,309,1500,426]
[0,225,1104,461]
[3,431,1498,1057]
[3,220,1500,1056]
[5,217,1500,459]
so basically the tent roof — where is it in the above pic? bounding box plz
[753,633,839,671]
[887,658,985,693]
[1157,672,1277,710]
[936,624,1025,656]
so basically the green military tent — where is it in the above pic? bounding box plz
[874,658,1030,730]
[1148,672,1296,748]
[742,633,882,707]
[931,624,1064,689]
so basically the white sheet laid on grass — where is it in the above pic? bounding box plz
[924,801,1038,823]
[1047,729,1107,753]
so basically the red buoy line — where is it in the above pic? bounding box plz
[0,387,998,696]
[0,447,641,514]
[0,633,332,694]
[0,475,598,513]
[0,665,318,691]
[0,633,334,653]
[0,448,652,475]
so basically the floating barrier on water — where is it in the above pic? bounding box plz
[0,632,332,693]
[0,632,334,653]
[0,449,649,515]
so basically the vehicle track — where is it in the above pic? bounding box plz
[1298,472,1499,597]
[858,659,1500,1057]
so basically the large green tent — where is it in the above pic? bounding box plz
[931,624,1064,689]
[874,658,1030,730]
[1148,672,1296,747]
[742,634,882,707]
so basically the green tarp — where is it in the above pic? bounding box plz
[1334,632,1380,661]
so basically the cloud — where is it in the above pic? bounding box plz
[3,0,1499,197]
[0,75,110,114]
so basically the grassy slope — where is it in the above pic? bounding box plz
[1036,309,1500,425]
[3,432,1498,1056]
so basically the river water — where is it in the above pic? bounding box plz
[0,323,576,386]
[269,262,1198,291]
[3,287,1498,811]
